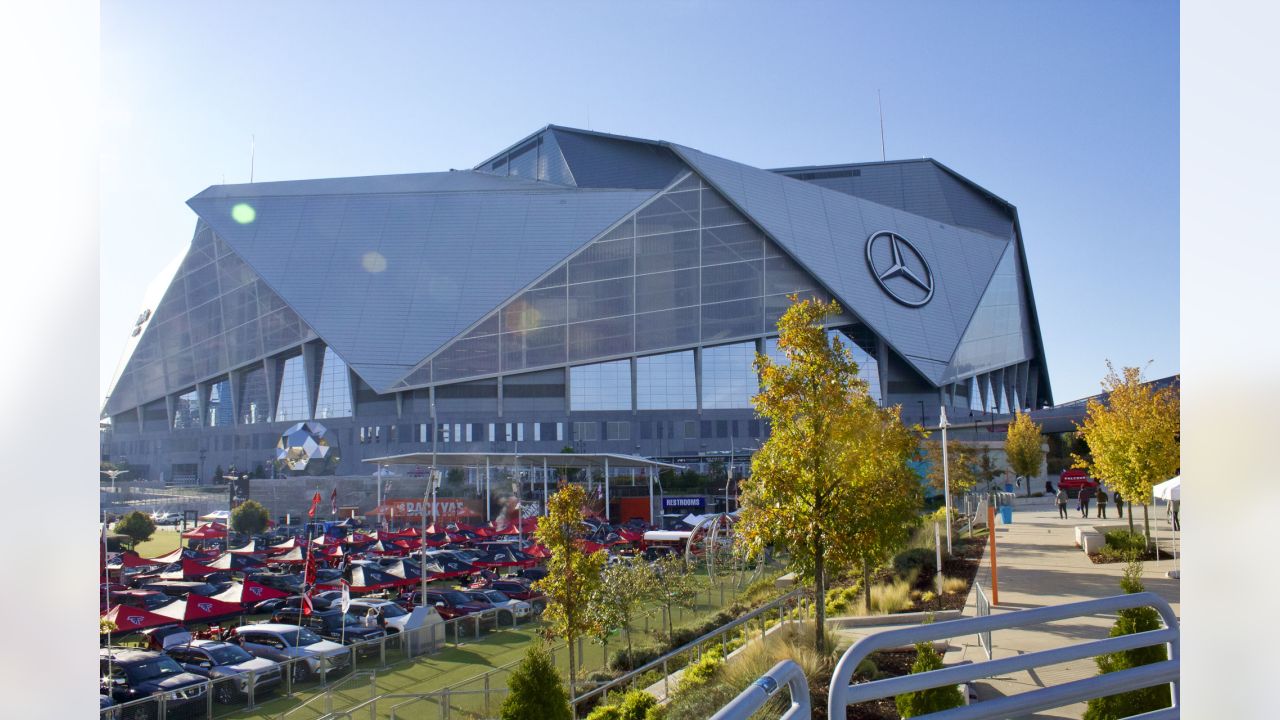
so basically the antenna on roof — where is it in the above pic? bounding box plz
[586,102,591,131]
[877,90,886,162]
[249,134,256,183]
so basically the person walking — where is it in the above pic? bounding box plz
[1079,486,1092,518]
[1170,498,1180,531]
[1114,489,1124,519]
[1096,487,1108,519]
[1055,487,1069,519]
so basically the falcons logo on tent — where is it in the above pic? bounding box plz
[126,615,144,626]
[249,586,263,596]
[198,603,213,613]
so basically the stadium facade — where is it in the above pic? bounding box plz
[102,126,1052,481]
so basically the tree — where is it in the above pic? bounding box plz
[975,446,1002,496]
[113,511,156,549]
[231,499,271,536]
[589,559,657,667]
[1073,363,1180,536]
[1083,558,1172,719]
[100,617,117,635]
[499,643,572,720]
[737,296,922,651]
[213,465,226,484]
[895,641,965,717]
[534,484,607,696]
[650,553,699,634]
[922,438,978,505]
[1005,411,1045,498]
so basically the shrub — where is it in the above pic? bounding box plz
[616,690,657,720]
[113,511,156,548]
[921,591,937,603]
[895,642,964,717]
[871,578,915,614]
[1083,560,1172,719]
[499,644,571,720]
[1104,530,1149,555]
[680,646,724,689]
[609,645,662,672]
[854,657,878,680]
[892,547,937,579]
[231,499,271,535]
[942,575,969,595]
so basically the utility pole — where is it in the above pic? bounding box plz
[940,406,953,555]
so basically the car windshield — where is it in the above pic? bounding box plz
[206,645,253,665]
[373,603,406,618]
[281,628,323,646]
[125,656,186,683]
[483,591,510,603]
[439,591,470,605]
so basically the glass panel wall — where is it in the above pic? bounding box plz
[206,379,232,427]
[239,366,270,424]
[636,350,696,410]
[569,359,631,411]
[173,390,200,430]
[701,342,758,409]
[315,347,353,419]
[274,354,309,422]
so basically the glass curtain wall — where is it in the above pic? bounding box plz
[173,390,200,429]
[315,347,353,419]
[274,355,309,422]
[239,366,270,424]
[569,359,630,411]
[206,379,232,427]
[636,350,696,410]
[700,342,757,409]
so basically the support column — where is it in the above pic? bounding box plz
[497,376,504,418]
[543,457,549,516]
[604,456,610,522]
[694,346,703,415]
[485,457,491,523]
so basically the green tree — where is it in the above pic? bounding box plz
[975,446,1002,495]
[1083,558,1172,719]
[1005,411,1045,498]
[113,511,156,549]
[1074,363,1180,535]
[213,465,225,484]
[650,553,699,634]
[534,484,606,695]
[895,641,965,717]
[589,559,657,667]
[923,438,978,512]
[738,296,922,651]
[230,499,271,536]
[100,617,118,635]
[499,643,572,720]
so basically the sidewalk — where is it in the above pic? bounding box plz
[947,498,1181,719]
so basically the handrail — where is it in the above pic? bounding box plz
[827,591,1179,719]
[708,659,810,720]
[571,587,806,707]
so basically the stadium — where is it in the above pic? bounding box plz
[102,125,1052,487]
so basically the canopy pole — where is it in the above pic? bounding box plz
[485,457,491,523]
[543,458,549,516]
[604,456,611,522]
[648,465,655,525]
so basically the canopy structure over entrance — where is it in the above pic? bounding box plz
[363,452,684,523]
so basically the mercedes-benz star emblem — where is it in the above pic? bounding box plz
[865,231,935,307]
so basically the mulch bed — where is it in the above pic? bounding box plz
[807,649,919,720]
[1088,547,1176,564]
[906,534,985,613]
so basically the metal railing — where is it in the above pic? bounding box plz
[708,659,810,720]
[973,581,991,660]
[826,591,1179,719]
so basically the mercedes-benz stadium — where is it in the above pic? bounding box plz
[102,125,1051,482]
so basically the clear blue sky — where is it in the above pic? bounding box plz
[100,1,1178,406]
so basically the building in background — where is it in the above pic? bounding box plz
[101,125,1051,481]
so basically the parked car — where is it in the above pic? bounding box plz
[251,593,333,616]
[515,566,548,582]
[247,572,304,594]
[270,607,386,656]
[229,623,351,681]
[108,589,170,612]
[423,590,496,624]
[462,589,530,622]
[165,639,282,703]
[151,512,182,525]
[100,647,208,718]
[487,579,547,612]
[346,598,420,634]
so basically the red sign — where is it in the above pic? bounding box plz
[372,498,481,521]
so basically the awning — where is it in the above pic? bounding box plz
[363,451,684,470]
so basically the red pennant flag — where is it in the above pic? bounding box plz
[330,488,338,516]
[307,491,322,518]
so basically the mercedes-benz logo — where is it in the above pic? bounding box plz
[865,231,934,307]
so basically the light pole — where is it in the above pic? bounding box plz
[198,449,207,485]
[100,469,129,495]
[939,406,953,555]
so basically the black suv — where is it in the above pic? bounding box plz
[248,571,304,594]
[270,607,386,656]
[100,647,208,719]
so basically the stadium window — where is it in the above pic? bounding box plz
[701,420,713,438]
[573,421,598,442]
[607,421,630,441]
[683,421,698,439]
[716,420,728,438]
[556,422,565,442]
[516,423,525,442]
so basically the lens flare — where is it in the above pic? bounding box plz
[231,203,256,224]
[362,251,387,273]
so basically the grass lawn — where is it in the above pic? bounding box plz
[132,528,182,558]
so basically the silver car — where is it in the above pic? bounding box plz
[347,598,418,634]
[166,639,282,703]
[231,623,351,681]
[463,589,531,621]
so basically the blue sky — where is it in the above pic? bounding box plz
[100,0,1178,406]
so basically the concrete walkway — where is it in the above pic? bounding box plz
[945,497,1180,719]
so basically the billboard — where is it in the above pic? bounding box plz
[373,497,482,521]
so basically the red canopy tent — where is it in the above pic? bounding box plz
[147,548,186,565]
[228,540,258,555]
[102,604,178,634]
[110,551,160,568]
[577,540,608,554]
[266,547,304,564]
[211,579,289,606]
[181,557,223,578]
[155,593,244,623]
[181,524,227,540]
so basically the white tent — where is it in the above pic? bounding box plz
[1153,476,1180,501]
[199,509,230,522]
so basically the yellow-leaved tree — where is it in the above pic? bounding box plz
[533,484,606,696]
[738,296,922,652]
[1005,411,1045,498]
[1073,363,1180,536]
[923,438,978,514]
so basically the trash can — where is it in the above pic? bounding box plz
[1004,482,1014,493]
[1000,504,1013,524]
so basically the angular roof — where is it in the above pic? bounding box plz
[188,173,656,391]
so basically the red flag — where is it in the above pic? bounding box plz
[330,488,338,516]
[307,491,322,518]
[302,551,316,616]
[301,592,314,617]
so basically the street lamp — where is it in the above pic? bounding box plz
[198,448,207,485]
[100,468,129,494]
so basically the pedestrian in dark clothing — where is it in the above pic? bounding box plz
[1045,480,1054,495]
[1170,498,1180,531]
[1114,490,1124,519]
[1096,488,1108,519]
[1055,488,1069,519]
[1079,487,1092,518]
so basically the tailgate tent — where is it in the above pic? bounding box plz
[207,552,265,572]
[347,565,403,592]
[102,604,178,634]
[211,580,289,606]
[155,594,244,623]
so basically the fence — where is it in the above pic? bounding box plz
[974,581,991,659]
[100,565,783,720]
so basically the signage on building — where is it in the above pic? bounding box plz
[377,497,481,520]
[662,496,706,513]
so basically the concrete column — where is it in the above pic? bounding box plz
[694,346,703,415]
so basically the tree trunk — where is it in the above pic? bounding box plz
[1142,503,1150,539]
[1127,499,1135,533]
[567,633,577,699]
[814,548,826,654]
[625,626,633,669]
[862,559,872,613]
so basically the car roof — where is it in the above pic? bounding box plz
[188,639,236,650]
[101,648,160,662]
[236,623,310,633]
[348,598,394,606]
